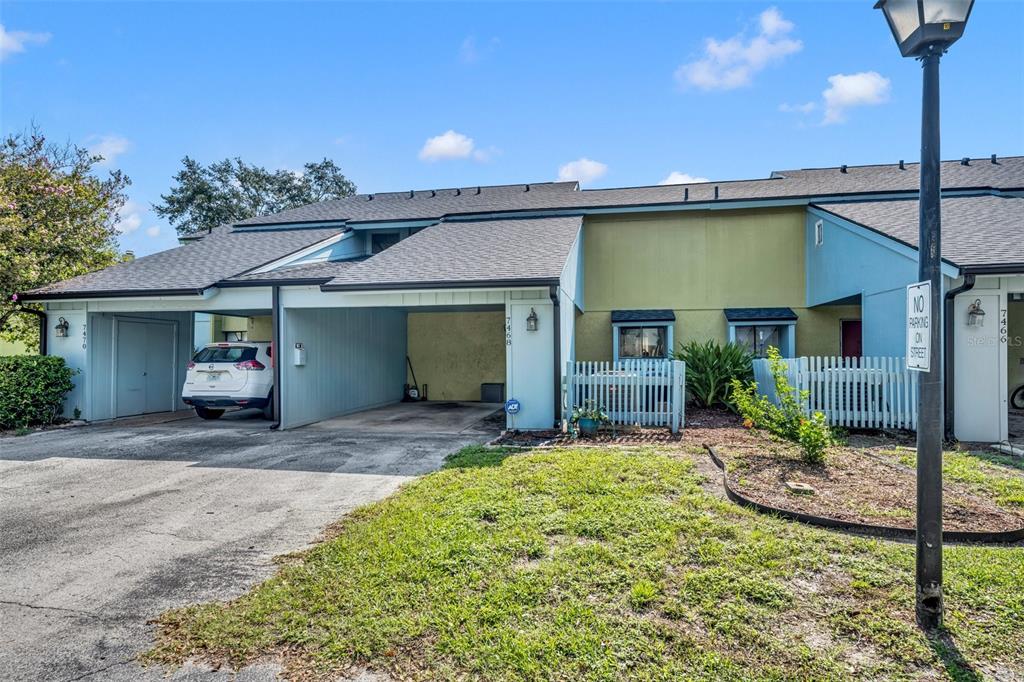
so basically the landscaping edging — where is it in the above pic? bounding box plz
[704,445,1024,545]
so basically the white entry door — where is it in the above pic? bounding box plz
[954,294,1006,442]
[114,319,177,417]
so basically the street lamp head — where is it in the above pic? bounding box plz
[874,0,975,58]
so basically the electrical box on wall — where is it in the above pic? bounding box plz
[293,342,306,366]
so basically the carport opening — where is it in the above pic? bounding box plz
[406,308,506,404]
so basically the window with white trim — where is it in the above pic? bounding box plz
[611,310,676,362]
[724,308,797,358]
[814,219,824,247]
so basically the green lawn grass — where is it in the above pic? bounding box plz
[886,447,1024,510]
[146,446,1024,681]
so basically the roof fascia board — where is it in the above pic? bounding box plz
[233,220,348,231]
[322,277,559,293]
[346,219,439,231]
[808,205,961,278]
[20,287,213,303]
[217,278,333,288]
[960,263,1024,275]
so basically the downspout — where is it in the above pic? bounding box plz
[270,285,282,430]
[549,285,561,428]
[943,272,975,441]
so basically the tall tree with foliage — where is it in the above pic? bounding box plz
[154,157,356,236]
[0,130,130,350]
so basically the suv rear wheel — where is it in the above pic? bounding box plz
[262,390,274,420]
[195,406,224,420]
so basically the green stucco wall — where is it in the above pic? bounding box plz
[407,311,505,401]
[575,208,855,361]
[1009,301,1024,395]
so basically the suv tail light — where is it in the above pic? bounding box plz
[234,359,266,371]
[186,361,196,369]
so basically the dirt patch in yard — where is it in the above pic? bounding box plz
[715,439,1024,534]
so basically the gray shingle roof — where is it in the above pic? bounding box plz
[610,310,676,323]
[236,181,581,226]
[237,157,1024,227]
[724,307,798,322]
[322,216,583,291]
[812,195,1024,269]
[225,258,365,283]
[23,226,343,299]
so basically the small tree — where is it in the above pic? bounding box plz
[731,347,833,464]
[0,129,129,350]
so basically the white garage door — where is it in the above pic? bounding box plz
[114,319,178,417]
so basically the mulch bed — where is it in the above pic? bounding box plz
[715,438,1024,534]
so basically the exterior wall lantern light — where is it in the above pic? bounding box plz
[966,299,986,327]
[526,308,539,332]
[54,317,70,338]
[875,0,974,632]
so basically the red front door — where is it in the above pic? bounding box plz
[841,320,863,358]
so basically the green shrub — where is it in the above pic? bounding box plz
[798,412,831,464]
[670,340,753,410]
[0,355,76,429]
[731,347,833,464]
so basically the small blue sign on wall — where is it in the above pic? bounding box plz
[504,398,521,415]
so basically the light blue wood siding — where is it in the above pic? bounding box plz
[280,307,407,428]
[805,208,957,357]
[86,311,194,421]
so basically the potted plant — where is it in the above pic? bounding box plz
[571,400,609,436]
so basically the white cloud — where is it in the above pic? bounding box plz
[659,171,710,185]
[0,24,51,61]
[822,71,891,124]
[675,7,802,91]
[557,158,608,186]
[778,101,817,114]
[117,200,143,234]
[86,134,131,166]
[459,36,499,64]
[418,130,493,162]
[145,226,161,238]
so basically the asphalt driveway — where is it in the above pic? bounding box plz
[0,407,498,681]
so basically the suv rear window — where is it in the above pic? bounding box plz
[193,346,257,363]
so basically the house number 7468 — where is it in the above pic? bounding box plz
[505,317,512,346]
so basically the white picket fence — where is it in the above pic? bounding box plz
[753,356,919,430]
[564,360,686,433]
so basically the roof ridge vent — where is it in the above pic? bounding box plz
[840,165,848,173]
[899,160,905,170]
[714,185,719,200]
[366,194,374,201]
[429,190,436,197]
[524,184,530,192]
[475,186,481,195]
[408,190,414,199]
[684,187,689,202]
[961,157,970,166]
[991,154,999,164]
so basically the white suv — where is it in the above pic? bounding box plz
[182,342,274,420]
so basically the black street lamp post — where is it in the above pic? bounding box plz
[874,0,975,630]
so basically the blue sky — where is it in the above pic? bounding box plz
[3,1,1022,256]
